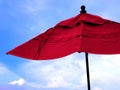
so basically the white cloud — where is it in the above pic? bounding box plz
[93,87,103,90]
[80,74,87,87]
[47,76,70,88]
[89,54,120,84]
[19,53,120,89]
[9,78,25,86]
[19,54,85,89]
[25,82,43,89]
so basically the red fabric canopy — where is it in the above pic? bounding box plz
[7,13,120,60]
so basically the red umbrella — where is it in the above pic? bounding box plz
[7,5,120,90]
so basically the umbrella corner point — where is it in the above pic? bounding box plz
[6,52,9,55]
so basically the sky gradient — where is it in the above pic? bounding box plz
[1,0,120,90]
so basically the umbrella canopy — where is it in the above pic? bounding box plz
[7,12,120,60]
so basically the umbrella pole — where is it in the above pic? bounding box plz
[85,53,91,90]
[80,5,90,90]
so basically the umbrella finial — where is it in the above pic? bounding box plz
[80,5,86,13]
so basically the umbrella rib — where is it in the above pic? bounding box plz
[34,28,55,59]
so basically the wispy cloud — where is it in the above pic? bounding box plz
[0,63,20,84]
[21,0,51,15]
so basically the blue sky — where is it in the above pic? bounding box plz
[1,0,120,90]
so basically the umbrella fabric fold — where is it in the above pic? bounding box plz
[7,13,120,60]
[7,27,81,60]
